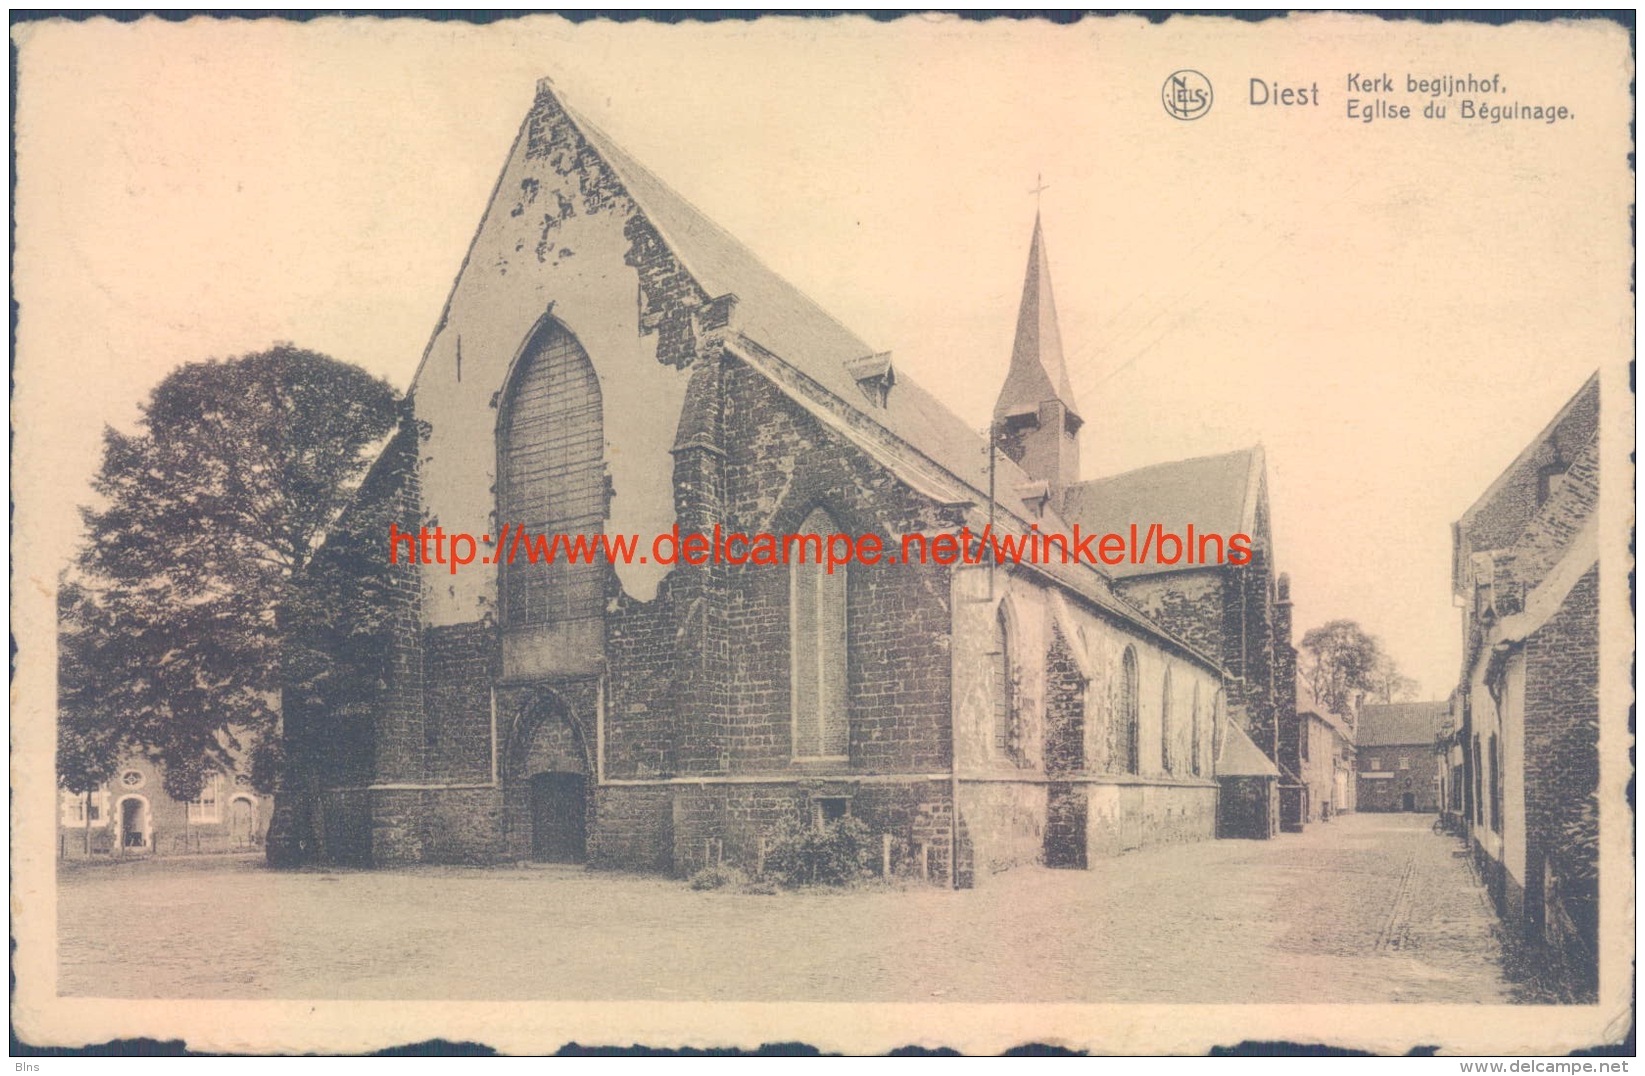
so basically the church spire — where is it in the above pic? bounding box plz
[994,213,1080,425]
[993,212,1083,497]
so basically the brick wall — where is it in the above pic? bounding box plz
[1520,566,1598,997]
[1112,569,1225,661]
[1217,775,1277,839]
[1356,744,1439,811]
[711,358,956,775]
[424,621,499,783]
[1044,625,1086,774]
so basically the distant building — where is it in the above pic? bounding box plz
[1355,701,1446,813]
[1296,681,1355,821]
[1437,692,1467,830]
[58,748,270,859]
[1452,373,1599,1001]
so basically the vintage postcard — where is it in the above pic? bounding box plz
[10,11,1635,1057]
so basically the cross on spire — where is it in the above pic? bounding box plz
[1029,173,1050,210]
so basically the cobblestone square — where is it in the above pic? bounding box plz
[58,814,1524,1004]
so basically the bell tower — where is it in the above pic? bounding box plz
[992,213,1083,497]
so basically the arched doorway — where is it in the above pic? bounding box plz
[117,796,149,853]
[230,796,258,848]
[514,696,591,864]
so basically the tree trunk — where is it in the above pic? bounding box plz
[83,790,92,857]
[264,685,311,868]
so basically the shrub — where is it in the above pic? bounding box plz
[761,813,875,887]
[687,864,747,891]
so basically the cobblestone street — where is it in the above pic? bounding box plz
[59,812,1515,1003]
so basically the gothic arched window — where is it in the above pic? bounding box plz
[791,506,848,760]
[1212,689,1226,767]
[1120,647,1140,775]
[498,320,604,628]
[1160,668,1174,775]
[991,608,1015,759]
[1191,682,1203,777]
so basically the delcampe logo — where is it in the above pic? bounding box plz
[1162,69,1213,120]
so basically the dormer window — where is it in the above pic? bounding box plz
[1015,480,1051,518]
[845,352,895,409]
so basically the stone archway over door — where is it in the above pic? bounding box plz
[118,796,149,852]
[230,796,257,847]
[516,698,591,863]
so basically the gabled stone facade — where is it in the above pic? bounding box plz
[285,79,1237,886]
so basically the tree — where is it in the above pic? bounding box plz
[1298,619,1415,723]
[57,580,127,855]
[72,345,400,865]
[1368,651,1421,705]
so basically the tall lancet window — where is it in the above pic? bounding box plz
[1160,668,1175,775]
[1191,683,1204,777]
[791,507,848,760]
[499,319,604,628]
[991,608,1015,758]
[1119,647,1140,775]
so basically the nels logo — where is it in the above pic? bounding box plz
[1163,70,1213,121]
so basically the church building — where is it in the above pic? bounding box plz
[287,79,1284,884]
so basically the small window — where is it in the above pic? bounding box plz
[1369,757,1381,772]
[1398,756,1410,771]
[120,769,145,790]
[188,773,224,824]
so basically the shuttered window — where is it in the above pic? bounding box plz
[499,321,604,628]
[791,507,848,759]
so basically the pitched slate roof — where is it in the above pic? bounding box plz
[1059,447,1265,578]
[567,100,1046,519]
[538,86,1227,672]
[1356,701,1449,747]
[994,213,1080,424]
[1217,718,1281,778]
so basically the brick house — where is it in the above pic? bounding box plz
[1354,701,1445,813]
[282,79,1271,885]
[1452,372,1599,999]
[58,746,270,860]
[1059,452,1302,834]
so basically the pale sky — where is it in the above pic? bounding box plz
[13,14,1633,698]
